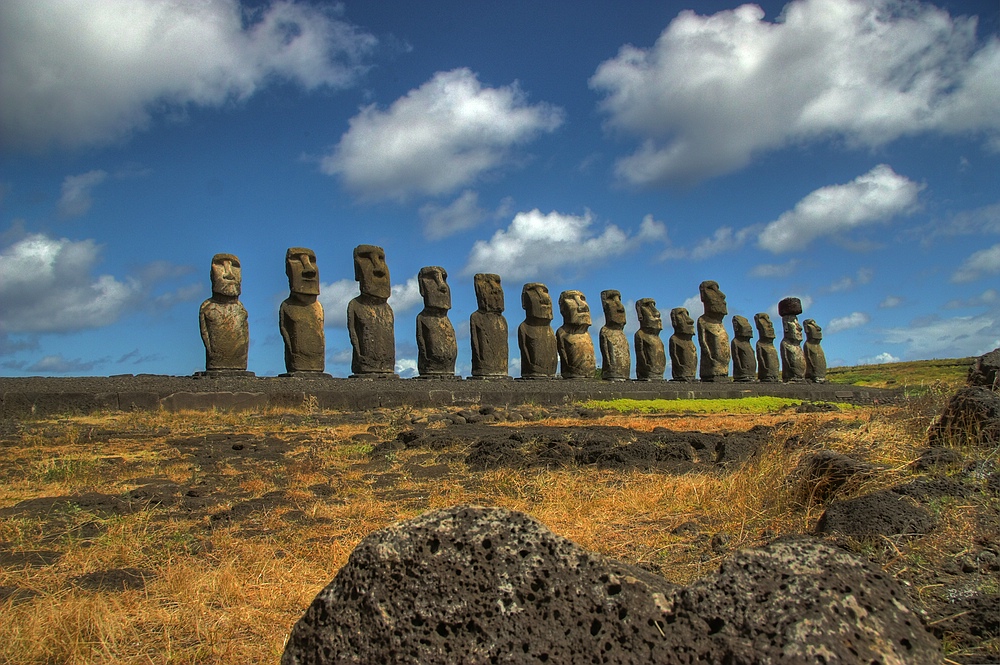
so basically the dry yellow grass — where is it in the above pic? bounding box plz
[0,398,996,664]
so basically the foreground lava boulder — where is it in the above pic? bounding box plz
[282,505,939,664]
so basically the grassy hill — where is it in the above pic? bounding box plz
[827,357,975,392]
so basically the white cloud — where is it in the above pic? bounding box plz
[827,311,870,333]
[390,277,423,313]
[319,276,422,329]
[681,294,704,320]
[395,358,418,378]
[882,312,998,359]
[321,68,563,200]
[690,225,757,260]
[0,0,376,152]
[758,165,922,252]
[590,0,1000,185]
[750,259,799,278]
[879,295,904,309]
[951,243,1000,283]
[464,209,648,281]
[420,190,486,240]
[944,288,999,309]
[0,233,143,333]
[827,267,873,292]
[25,354,105,374]
[638,214,668,241]
[858,352,900,365]
[58,170,107,218]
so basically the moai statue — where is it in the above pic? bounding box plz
[697,280,731,382]
[556,290,596,379]
[803,319,828,383]
[668,307,697,382]
[634,298,666,381]
[415,266,458,379]
[779,297,806,383]
[198,253,252,377]
[348,245,397,378]
[730,315,756,382]
[469,273,510,379]
[599,289,630,381]
[518,282,557,379]
[754,313,780,382]
[279,247,327,376]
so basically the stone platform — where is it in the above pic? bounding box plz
[0,375,900,417]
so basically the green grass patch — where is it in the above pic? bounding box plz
[827,357,973,391]
[583,397,853,414]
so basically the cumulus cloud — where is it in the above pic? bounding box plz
[463,209,658,281]
[750,259,799,278]
[690,225,758,260]
[391,278,423,313]
[395,358,418,378]
[944,288,998,309]
[879,295,904,309]
[681,295,704,320]
[319,276,422,328]
[25,354,106,374]
[758,165,922,252]
[858,352,900,365]
[58,170,107,218]
[322,68,563,200]
[827,311,870,333]
[590,0,1000,185]
[0,0,376,152]
[827,267,873,292]
[420,190,486,240]
[952,243,1000,282]
[882,312,998,359]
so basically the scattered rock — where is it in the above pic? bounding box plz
[912,446,963,470]
[928,386,1000,448]
[967,347,1000,388]
[815,490,936,538]
[791,449,876,502]
[892,478,973,501]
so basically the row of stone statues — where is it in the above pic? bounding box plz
[198,246,827,382]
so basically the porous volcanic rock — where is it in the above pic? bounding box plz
[928,385,1000,448]
[967,347,1000,388]
[281,506,940,664]
[792,449,876,502]
[815,490,935,538]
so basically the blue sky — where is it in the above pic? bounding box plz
[1,0,998,378]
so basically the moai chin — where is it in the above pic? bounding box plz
[803,318,828,383]
[415,266,458,379]
[731,315,757,383]
[778,297,806,383]
[348,244,397,378]
[697,280,731,382]
[279,247,327,376]
[198,253,253,377]
[599,289,630,381]
[754,313,780,382]
[517,282,557,379]
[668,307,697,382]
[470,273,510,379]
[556,290,596,380]
[634,298,666,381]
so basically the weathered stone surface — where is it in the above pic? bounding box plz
[668,307,696,382]
[803,318,827,383]
[754,313,780,382]
[815,490,935,537]
[634,298,666,381]
[599,290,630,381]
[518,283,557,379]
[912,446,963,470]
[282,506,940,665]
[778,297,803,317]
[792,449,876,502]
[556,290,596,379]
[780,313,806,383]
[469,274,509,379]
[697,281,730,382]
[348,245,396,377]
[968,347,1000,388]
[199,253,250,373]
[415,266,457,378]
[280,248,325,374]
[730,315,756,382]
[928,385,1000,448]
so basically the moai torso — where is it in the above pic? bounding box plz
[697,281,730,382]
[199,253,249,372]
[415,266,457,377]
[635,298,665,381]
[556,290,596,379]
[754,313,780,382]
[470,274,509,378]
[599,290,630,381]
[804,319,827,383]
[280,248,325,374]
[349,245,396,377]
[778,298,805,383]
[731,315,756,383]
[518,283,557,379]
[669,307,697,382]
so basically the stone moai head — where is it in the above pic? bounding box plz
[601,290,626,328]
[670,307,695,336]
[354,244,391,300]
[210,253,241,298]
[286,247,319,296]
[699,280,728,317]
[804,319,823,342]
[558,290,591,327]
[522,283,553,322]
[474,273,504,313]
[418,266,451,311]
[733,315,753,340]
[636,298,662,332]
[783,317,803,343]
[755,313,775,340]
